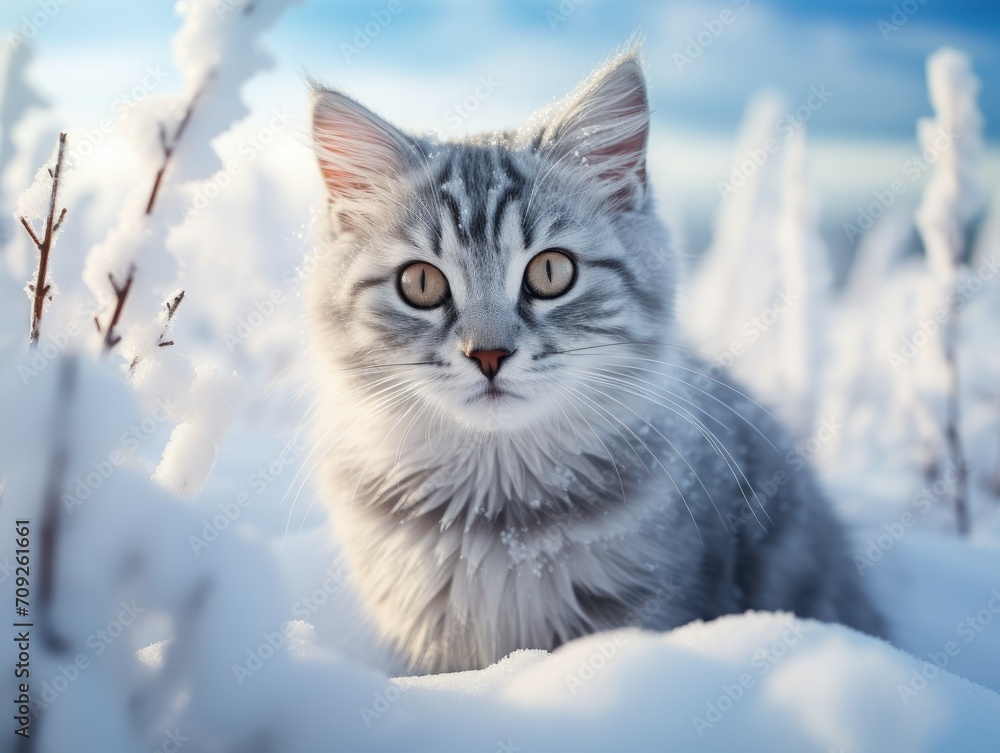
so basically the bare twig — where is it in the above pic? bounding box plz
[98,266,136,354]
[145,79,210,215]
[156,289,185,347]
[94,75,210,354]
[163,289,184,318]
[19,216,42,248]
[53,207,67,234]
[19,132,68,345]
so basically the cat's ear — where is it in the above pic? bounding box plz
[538,53,650,212]
[311,87,419,222]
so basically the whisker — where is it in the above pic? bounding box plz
[565,352,782,453]
[280,377,426,546]
[345,380,430,523]
[559,387,629,509]
[567,385,706,546]
[295,384,426,536]
[577,375,767,532]
[547,340,696,356]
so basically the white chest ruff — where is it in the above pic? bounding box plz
[328,426,685,673]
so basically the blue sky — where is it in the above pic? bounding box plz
[273,0,1000,140]
[2,0,999,141]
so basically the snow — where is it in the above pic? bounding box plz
[152,365,245,496]
[1,1,999,750]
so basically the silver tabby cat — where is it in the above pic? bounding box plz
[306,49,885,674]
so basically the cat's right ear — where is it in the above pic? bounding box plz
[311,87,417,222]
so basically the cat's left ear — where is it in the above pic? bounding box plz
[538,52,650,212]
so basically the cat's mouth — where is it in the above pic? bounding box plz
[471,384,521,403]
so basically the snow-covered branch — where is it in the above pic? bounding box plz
[16,131,67,345]
[97,266,134,354]
[145,79,208,217]
[81,0,301,496]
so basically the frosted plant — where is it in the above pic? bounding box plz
[773,127,829,435]
[687,93,830,439]
[14,132,67,344]
[914,47,984,534]
[81,0,300,495]
[686,91,789,369]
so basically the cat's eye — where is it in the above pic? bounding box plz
[524,249,576,299]
[398,262,450,309]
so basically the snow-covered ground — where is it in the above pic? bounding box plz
[2,1,1000,750]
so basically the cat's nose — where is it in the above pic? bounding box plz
[466,349,511,380]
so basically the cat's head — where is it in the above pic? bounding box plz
[307,50,676,433]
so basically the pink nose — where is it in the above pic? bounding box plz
[467,349,511,380]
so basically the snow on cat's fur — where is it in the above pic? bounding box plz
[306,48,885,674]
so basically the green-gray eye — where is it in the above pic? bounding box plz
[524,249,576,299]
[398,262,450,308]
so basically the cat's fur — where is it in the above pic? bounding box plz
[306,48,885,674]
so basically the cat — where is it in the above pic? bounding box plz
[305,47,885,675]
